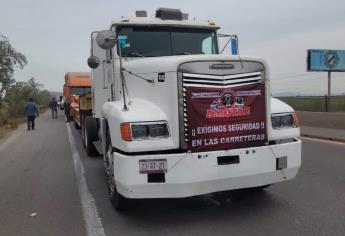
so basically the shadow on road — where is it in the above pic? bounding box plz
[117,187,286,224]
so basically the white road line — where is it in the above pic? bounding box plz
[301,136,345,145]
[67,124,106,236]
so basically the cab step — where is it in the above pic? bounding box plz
[93,141,103,155]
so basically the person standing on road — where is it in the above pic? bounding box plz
[49,97,58,119]
[63,97,71,122]
[24,98,39,130]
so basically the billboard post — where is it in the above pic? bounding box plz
[328,71,331,97]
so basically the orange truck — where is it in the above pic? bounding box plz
[63,72,91,127]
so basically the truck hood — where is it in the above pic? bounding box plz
[122,54,269,76]
[271,97,294,113]
[106,54,272,152]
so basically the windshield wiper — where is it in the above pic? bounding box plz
[124,52,145,57]
[174,52,192,55]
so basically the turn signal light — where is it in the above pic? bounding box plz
[120,123,132,141]
[293,112,299,128]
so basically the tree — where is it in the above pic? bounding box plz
[4,82,32,117]
[0,33,27,98]
[4,77,44,117]
[37,89,52,108]
[27,77,42,99]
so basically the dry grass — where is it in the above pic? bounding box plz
[0,108,47,140]
[0,125,15,139]
[0,126,10,139]
[0,117,26,139]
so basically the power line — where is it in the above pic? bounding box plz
[273,72,318,80]
[271,73,344,82]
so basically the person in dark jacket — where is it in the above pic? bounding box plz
[49,97,58,119]
[63,97,71,122]
[24,98,39,130]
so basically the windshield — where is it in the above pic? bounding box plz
[116,26,218,57]
[71,87,91,95]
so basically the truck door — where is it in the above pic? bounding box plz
[91,33,118,118]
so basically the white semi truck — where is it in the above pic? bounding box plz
[84,8,301,210]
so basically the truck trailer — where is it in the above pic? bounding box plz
[63,72,91,127]
[82,8,302,210]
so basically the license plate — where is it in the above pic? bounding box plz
[139,159,167,174]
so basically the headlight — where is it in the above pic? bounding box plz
[120,121,170,141]
[132,125,148,139]
[148,123,169,138]
[271,112,298,129]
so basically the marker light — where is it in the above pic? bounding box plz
[293,112,299,128]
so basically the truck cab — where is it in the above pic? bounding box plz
[63,72,91,123]
[86,8,301,210]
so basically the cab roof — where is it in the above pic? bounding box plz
[111,17,220,30]
[64,72,91,87]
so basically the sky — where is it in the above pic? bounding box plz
[1,0,345,95]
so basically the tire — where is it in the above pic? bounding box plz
[74,118,80,129]
[105,129,128,211]
[85,116,98,156]
[81,114,86,148]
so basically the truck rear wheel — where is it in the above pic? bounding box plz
[85,116,98,156]
[74,118,80,129]
[105,130,128,211]
[81,114,86,148]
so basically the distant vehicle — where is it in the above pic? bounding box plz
[63,72,91,127]
[59,96,64,110]
[81,8,301,210]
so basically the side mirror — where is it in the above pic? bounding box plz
[87,56,100,69]
[96,30,117,50]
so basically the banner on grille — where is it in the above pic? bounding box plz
[185,83,267,152]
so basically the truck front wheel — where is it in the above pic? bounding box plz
[105,131,128,211]
[85,116,98,156]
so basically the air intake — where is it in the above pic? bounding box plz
[156,8,183,20]
[136,10,147,17]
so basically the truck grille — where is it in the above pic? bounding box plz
[177,60,266,150]
[182,72,262,88]
[180,72,263,144]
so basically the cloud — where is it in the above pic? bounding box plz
[241,26,345,94]
[1,0,345,93]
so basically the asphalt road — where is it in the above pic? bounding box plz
[0,111,344,236]
[0,112,85,236]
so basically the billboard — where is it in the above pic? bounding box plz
[185,83,267,152]
[307,49,345,72]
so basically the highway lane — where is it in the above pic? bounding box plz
[0,112,86,236]
[71,125,345,236]
[1,112,345,236]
